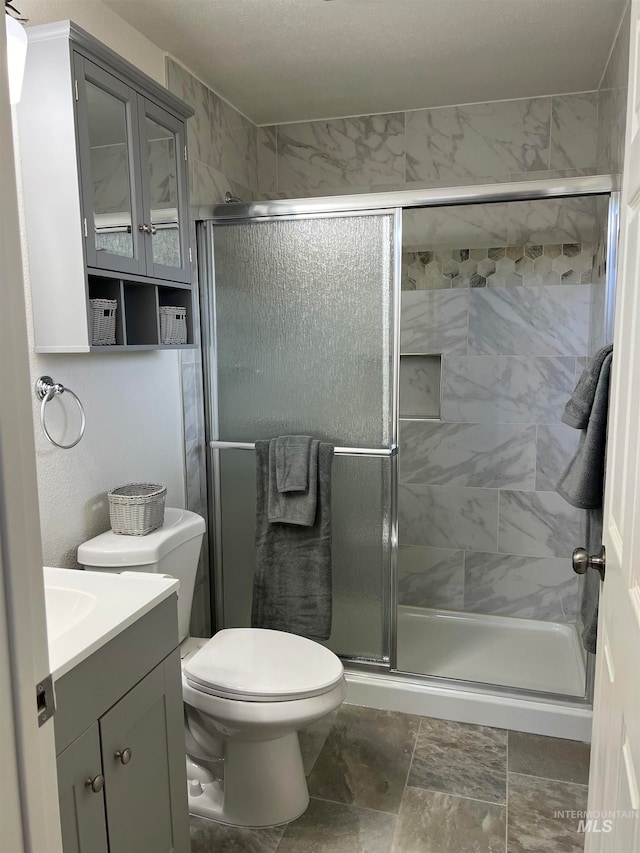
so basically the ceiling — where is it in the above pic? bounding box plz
[102,0,626,126]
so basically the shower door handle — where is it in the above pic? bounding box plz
[572,545,606,581]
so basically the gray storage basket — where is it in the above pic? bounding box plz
[108,483,167,536]
[89,298,117,346]
[160,305,187,345]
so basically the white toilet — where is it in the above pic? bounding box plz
[78,507,346,828]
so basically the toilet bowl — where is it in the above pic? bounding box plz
[181,628,345,826]
[78,508,345,828]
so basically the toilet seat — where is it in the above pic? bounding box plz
[183,627,344,702]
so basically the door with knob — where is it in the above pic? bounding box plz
[99,651,189,853]
[585,4,640,848]
[56,723,109,852]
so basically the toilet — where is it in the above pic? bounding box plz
[77,507,346,828]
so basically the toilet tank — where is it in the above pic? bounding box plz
[77,508,206,642]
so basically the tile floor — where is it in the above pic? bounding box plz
[190,704,590,853]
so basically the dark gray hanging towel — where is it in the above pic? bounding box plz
[252,439,334,641]
[275,435,314,493]
[561,345,613,431]
[557,346,613,654]
[268,437,319,526]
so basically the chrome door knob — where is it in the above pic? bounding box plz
[572,545,606,581]
[114,747,132,765]
[84,774,104,793]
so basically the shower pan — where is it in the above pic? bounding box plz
[196,174,619,741]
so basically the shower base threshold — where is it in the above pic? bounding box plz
[396,606,586,697]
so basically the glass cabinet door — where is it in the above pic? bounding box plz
[74,55,145,276]
[137,98,190,283]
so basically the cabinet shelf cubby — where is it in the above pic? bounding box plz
[87,274,196,350]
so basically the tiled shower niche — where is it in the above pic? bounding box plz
[398,197,608,626]
[399,355,441,419]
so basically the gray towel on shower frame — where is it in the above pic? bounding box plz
[561,344,613,430]
[275,435,314,492]
[557,350,612,510]
[557,346,613,655]
[252,440,334,641]
[268,437,319,526]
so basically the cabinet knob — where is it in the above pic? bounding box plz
[138,223,153,234]
[84,774,104,793]
[114,747,132,765]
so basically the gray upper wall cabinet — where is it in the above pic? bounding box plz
[17,21,194,352]
[74,55,191,283]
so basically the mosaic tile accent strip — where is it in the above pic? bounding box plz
[402,243,594,290]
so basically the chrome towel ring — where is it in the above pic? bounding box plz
[35,376,86,450]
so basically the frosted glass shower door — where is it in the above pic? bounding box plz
[211,214,396,662]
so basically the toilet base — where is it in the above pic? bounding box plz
[187,731,310,827]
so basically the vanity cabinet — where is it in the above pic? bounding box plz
[54,597,189,853]
[57,723,109,853]
[17,21,195,352]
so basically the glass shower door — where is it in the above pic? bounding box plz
[209,213,396,662]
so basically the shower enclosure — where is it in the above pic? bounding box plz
[196,175,619,734]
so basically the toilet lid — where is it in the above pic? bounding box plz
[183,628,344,702]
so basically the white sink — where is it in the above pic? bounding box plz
[43,566,179,680]
[45,585,97,642]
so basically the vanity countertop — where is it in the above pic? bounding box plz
[43,566,179,680]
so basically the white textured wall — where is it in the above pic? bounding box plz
[18,0,166,82]
[13,0,186,567]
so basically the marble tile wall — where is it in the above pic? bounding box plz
[257,91,600,199]
[398,203,597,624]
[596,2,630,174]
[179,284,211,638]
[402,199,598,252]
[166,60,261,637]
[166,57,258,204]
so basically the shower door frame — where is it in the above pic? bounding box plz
[197,173,620,709]
[199,207,400,667]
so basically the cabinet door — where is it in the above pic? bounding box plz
[137,97,191,283]
[57,723,109,853]
[100,650,189,853]
[74,54,146,276]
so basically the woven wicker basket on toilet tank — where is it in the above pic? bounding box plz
[108,483,166,535]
